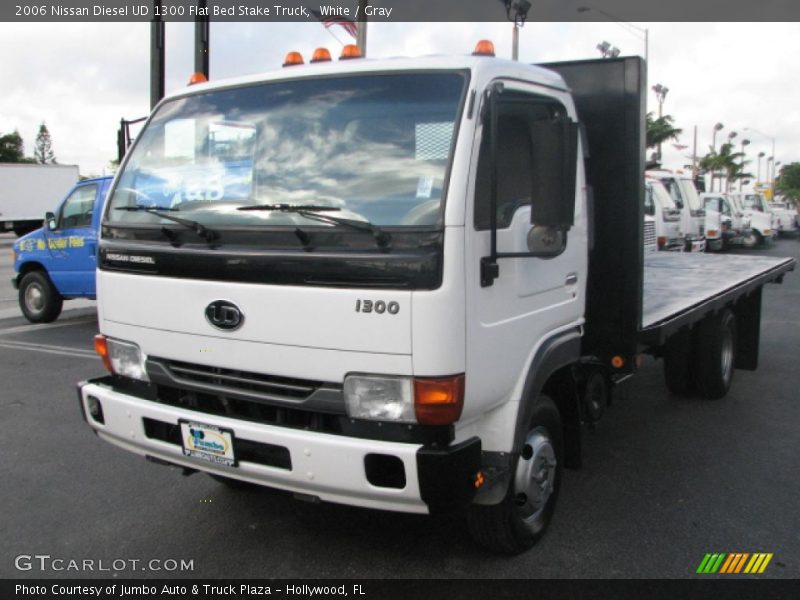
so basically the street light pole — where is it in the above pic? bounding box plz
[757,152,765,187]
[710,122,724,192]
[743,127,776,197]
[652,83,668,161]
[739,139,750,192]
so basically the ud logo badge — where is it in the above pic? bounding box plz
[205,300,244,331]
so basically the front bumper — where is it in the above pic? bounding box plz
[78,377,481,515]
[685,235,707,253]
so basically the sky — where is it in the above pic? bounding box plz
[0,21,798,186]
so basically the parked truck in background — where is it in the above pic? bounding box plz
[76,49,794,554]
[0,163,80,236]
[701,192,752,249]
[12,176,112,322]
[648,169,706,252]
[644,178,684,251]
[729,192,776,247]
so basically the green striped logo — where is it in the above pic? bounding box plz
[697,553,773,574]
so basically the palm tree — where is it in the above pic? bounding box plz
[701,143,752,192]
[646,112,683,161]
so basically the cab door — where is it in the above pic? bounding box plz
[464,82,587,427]
[44,182,100,296]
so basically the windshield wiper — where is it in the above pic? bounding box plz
[115,205,219,244]
[237,204,391,248]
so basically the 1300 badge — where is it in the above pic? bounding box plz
[355,299,400,314]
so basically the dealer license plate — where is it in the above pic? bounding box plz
[179,420,236,467]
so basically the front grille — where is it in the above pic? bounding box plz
[153,385,344,434]
[160,359,323,401]
[643,220,657,249]
[142,417,292,470]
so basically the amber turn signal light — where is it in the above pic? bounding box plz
[414,374,465,425]
[94,334,112,373]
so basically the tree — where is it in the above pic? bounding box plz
[646,112,683,151]
[0,130,26,162]
[775,163,800,204]
[34,122,56,164]
[704,142,753,192]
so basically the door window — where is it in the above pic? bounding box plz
[59,185,98,229]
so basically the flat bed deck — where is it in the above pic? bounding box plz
[640,252,795,345]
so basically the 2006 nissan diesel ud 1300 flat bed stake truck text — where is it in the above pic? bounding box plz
[77,48,795,554]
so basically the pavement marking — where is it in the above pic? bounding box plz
[0,316,96,336]
[0,339,97,359]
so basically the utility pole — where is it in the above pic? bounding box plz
[150,0,165,109]
[194,0,210,79]
[357,0,368,56]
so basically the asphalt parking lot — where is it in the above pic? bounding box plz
[1,232,798,580]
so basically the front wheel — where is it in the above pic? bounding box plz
[741,231,758,249]
[467,396,563,554]
[18,271,63,323]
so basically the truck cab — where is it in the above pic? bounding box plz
[700,192,750,249]
[644,177,683,251]
[12,176,112,322]
[728,192,775,246]
[647,170,706,252]
[766,200,798,235]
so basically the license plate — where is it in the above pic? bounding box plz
[179,420,236,467]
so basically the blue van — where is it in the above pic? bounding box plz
[12,176,112,322]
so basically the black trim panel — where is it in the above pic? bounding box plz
[417,437,482,514]
[98,231,444,290]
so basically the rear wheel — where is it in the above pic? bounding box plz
[695,309,737,399]
[18,271,63,323]
[467,396,563,554]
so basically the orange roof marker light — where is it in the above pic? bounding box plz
[340,44,362,60]
[472,40,496,57]
[282,51,304,67]
[188,72,208,85]
[310,47,332,63]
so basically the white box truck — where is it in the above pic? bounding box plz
[77,48,794,554]
[0,163,80,235]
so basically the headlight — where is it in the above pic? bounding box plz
[344,375,414,423]
[94,335,149,381]
[344,373,465,425]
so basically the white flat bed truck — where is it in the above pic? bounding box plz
[78,50,794,554]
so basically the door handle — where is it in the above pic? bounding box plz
[565,273,578,286]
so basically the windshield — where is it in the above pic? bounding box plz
[107,72,467,229]
[742,194,766,212]
[678,178,702,211]
[651,180,677,211]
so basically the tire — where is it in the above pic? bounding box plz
[741,231,758,249]
[663,328,695,395]
[754,231,765,247]
[18,271,63,323]
[694,309,737,399]
[467,396,563,554]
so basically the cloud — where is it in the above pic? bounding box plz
[0,21,798,179]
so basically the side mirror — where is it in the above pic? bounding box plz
[45,211,57,231]
[529,118,579,229]
[527,225,566,256]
